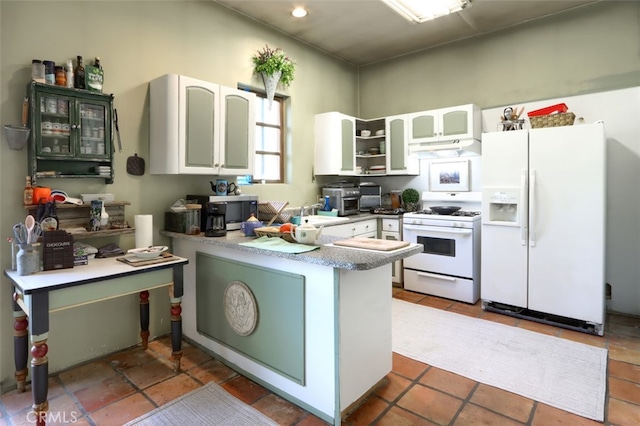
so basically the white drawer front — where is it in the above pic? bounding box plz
[353,219,376,237]
[381,218,400,233]
[403,269,479,304]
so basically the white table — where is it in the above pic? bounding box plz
[4,255,188,425]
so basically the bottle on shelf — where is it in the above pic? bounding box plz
[74,55,85,89]
[55,66,66,86]
[23,176,33,205]
[43,60,55,85]
[65,59,74,89]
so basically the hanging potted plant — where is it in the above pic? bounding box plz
[252,45,296,108]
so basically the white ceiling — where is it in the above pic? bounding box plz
[213,0,602,66]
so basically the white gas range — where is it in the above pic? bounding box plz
[402,192,481,303]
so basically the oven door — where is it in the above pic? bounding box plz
[403,224,474,278]
[340,196,360,215]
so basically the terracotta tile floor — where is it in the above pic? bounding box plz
[1,289,639,425]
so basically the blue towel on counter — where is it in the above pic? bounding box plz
[239,236,320,254]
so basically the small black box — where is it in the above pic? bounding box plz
[42,230,74,271]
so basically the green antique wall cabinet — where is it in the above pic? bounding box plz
[27,82,114,185]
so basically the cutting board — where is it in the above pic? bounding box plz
[117,252,179,267]
[332,237,410,251]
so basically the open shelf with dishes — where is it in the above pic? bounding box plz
[355,117,386,175]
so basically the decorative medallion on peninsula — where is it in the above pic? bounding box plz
[223,281,258,336]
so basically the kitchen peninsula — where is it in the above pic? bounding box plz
[162,230,422,425]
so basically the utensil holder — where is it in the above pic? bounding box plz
[17,244,39,276]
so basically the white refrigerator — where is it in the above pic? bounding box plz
[481,123,606,331]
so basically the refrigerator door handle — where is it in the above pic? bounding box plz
[529,169,537,247]
[520,169,528,245]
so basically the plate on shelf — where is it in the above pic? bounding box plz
[127,246,168,259]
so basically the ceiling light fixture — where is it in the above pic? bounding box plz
[291,6,308,18]
[381,0,472,23]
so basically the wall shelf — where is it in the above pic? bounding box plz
[25,201,133,240]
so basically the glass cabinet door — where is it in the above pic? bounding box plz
[36,93,73,156]
[78,101,109,158]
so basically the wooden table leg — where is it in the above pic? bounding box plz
[139,291,150,349]
[31,338,49,426]
[170,265,184,372]
[13,291,28,393]
[170,299,182,372]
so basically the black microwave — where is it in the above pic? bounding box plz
[186,194,258,231]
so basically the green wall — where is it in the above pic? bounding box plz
[0,0,357,391]
[359,1,640,118]
[1,0,640,391]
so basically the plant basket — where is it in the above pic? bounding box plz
[4,125,30,150]
[261,70,281,109]
[529,112,576,129]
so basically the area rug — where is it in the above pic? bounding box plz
[392,299,607,421]
[125,382,278,426]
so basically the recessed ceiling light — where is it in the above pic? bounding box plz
[291,7,308,18]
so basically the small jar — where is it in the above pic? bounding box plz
[52,139,60,153]
[52,121,62,135]
[41,121,53,135]
[55,66,66,86]
[43,60,55,85]
[57,99,68,115]
[31,59,45,83]
[45,97,57,113]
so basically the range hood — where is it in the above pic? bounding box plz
[408,138,481,158]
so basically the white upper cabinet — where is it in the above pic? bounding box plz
[408,104,481,144]
[385,114,419,176]
[314,112,418,176]
[314,112,356,175]
[149,74,255,175]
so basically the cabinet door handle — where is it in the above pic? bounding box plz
[71,124,78,130]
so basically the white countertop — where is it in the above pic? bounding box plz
[5,256,188,294]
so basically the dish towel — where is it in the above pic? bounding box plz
[239,236,320,254]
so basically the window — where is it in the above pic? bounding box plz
[252,92,284,183]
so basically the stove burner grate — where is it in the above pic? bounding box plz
[370,207,406,215]
[414,210,481,217]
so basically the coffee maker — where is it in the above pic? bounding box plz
[205,202,227,237]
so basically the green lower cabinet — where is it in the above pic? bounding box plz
[195,252,305,384]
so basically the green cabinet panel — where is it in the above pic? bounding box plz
[341,118,354,171]
[442,110,469,137]
[186,86,216,168]
[224,94,250,170]
[388,118,406,171]
[195,253,305,384]
[411,114,436,139]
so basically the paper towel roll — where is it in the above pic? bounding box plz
[134,215,153,248]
